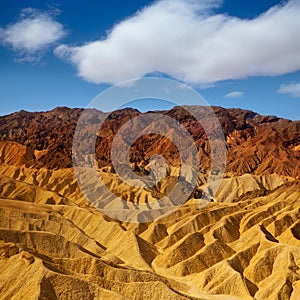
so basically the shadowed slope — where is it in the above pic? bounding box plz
[0,106,299,299]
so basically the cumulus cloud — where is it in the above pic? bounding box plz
[278,82,300,98]
[55,0,300,85]
[224,91,244,98]
[0,8,67,62]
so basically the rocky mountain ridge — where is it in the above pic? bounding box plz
[0,106,299,299]
[0,106,299,177]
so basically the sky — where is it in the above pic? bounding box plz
[0,0,300,120]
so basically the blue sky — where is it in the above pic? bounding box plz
[0,0,300,120]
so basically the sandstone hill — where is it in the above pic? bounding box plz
[0,106,299,299]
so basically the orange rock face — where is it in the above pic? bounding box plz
[0,106,299,299]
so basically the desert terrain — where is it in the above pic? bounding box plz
[0,106,299,299]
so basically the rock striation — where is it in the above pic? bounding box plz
[0,106,299,299]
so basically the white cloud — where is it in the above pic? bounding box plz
[224,91,243,98]
[55,0,300,86]
[278,82,300,98]
[1,8,67,62]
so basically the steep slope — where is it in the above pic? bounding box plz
[0,106,299,299]
[0,106,299,177]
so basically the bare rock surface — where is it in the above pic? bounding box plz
[0,106,299,299]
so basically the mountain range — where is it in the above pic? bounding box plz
[0,106,299,299]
